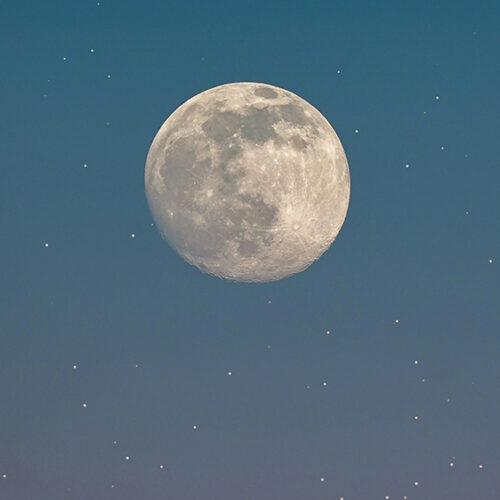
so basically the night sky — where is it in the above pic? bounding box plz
[1,1,499,499]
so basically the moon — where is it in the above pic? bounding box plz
[145,82,350,282]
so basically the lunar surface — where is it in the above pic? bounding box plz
[145,82,350,282]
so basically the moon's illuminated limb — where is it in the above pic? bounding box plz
[145,82,350,282]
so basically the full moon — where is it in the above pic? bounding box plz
[145,82,350,282]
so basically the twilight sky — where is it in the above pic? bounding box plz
[1,1,499,499]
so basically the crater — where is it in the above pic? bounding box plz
[254,86,278,99]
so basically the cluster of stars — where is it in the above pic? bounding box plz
[8,285,488,496]
[31,42,494,500]
[107,440,168,487]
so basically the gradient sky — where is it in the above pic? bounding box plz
[1,1,499,499]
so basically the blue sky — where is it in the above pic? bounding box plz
[0,1,498,499]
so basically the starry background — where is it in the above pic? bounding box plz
[1,1,499,499]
